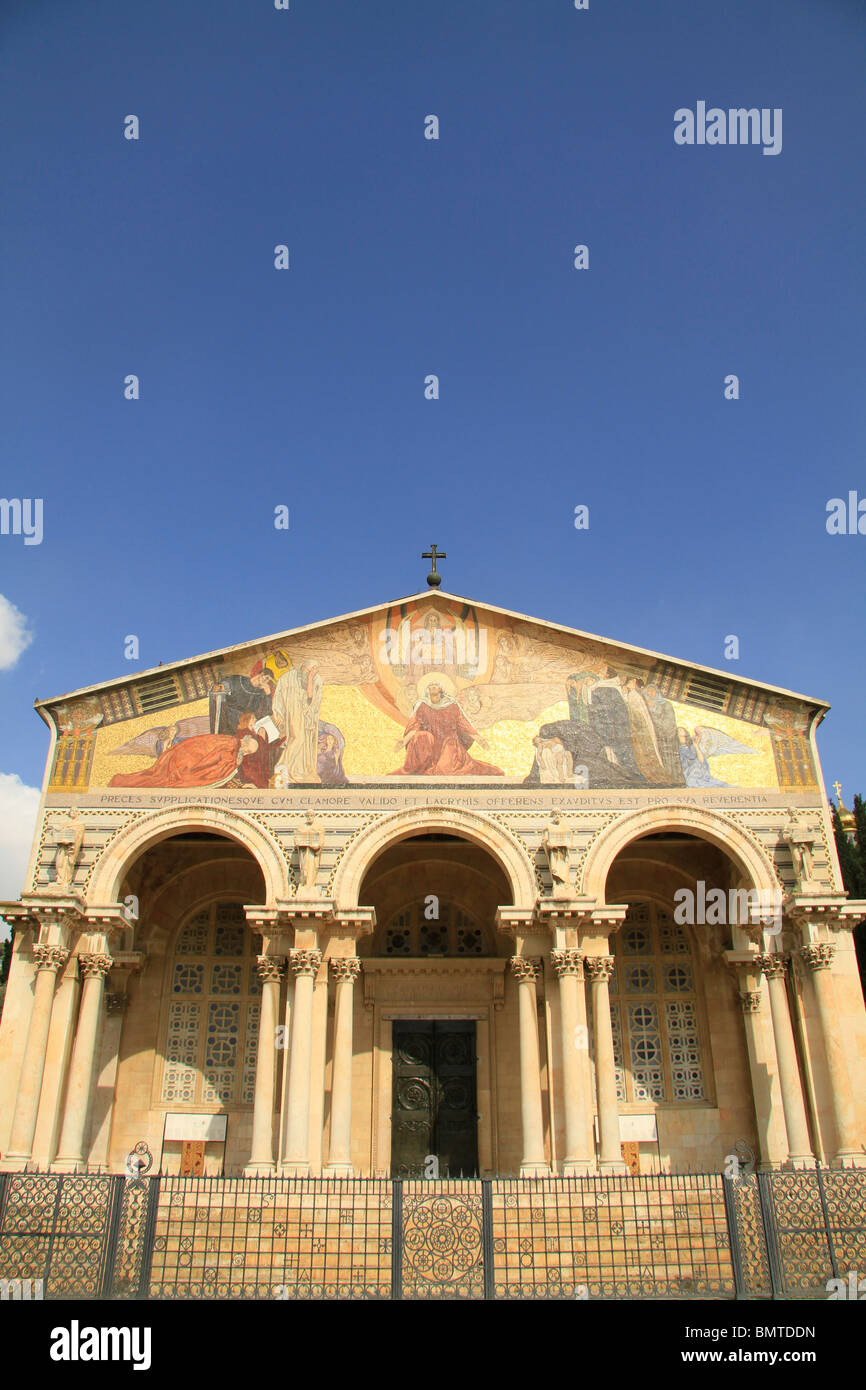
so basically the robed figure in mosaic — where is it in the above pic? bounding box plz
[391,675,504,776]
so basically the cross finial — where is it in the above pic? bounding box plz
[422,544,446,588]
[833,779,844,804]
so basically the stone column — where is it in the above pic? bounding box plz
[550,949,593,1175]
[757,954,814,1167]
[245,955,285,1176]
[4,945,68,1167]
[510,956,549,1176]
[325,957,361,1176]
[800,943,860,1165]
[281,949,322,1176]
[725,951,787,1169]
[585,955,626,1173]
[53,953,113,1172]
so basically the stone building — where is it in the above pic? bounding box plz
[1,587,864,1181]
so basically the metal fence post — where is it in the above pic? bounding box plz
[390,1179,402,1300]
[481,1179,494,1300]
[100,1175,126,1298]
[136,1177,160,1299]
[756,1171,784,1298]
[721,1176,747,1299]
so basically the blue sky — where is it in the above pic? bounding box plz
[1,0,864,890]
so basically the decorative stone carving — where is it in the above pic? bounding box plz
[756,953,788,980]
[550,948,584,980]
[329,956,361,984]
[739,990,762,1013]
[288,948,322,978]
[77,953,113,980]
[541,809,573,897]
[48,809,85,893]
[105,992,129,1015]
[782,809,819,893]
[509,956,541,984]
[584,954,615,984]
[32,944,69,973]
[256,955,286,984]
[799,942,835,972]
[294,810,324,896]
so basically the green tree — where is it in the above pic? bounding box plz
[0,936,10,1021]
[832,795,866,996]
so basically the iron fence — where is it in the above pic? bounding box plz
[0,1167,863,1300]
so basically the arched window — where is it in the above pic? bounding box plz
[608,901,707,1104]
[160,901,261,1107]
[378,902,491,956]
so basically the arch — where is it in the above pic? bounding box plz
[331,804,537,912]
[579,804,779,904]
[86,805,290,907]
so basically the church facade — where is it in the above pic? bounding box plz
[1,589,865,1184]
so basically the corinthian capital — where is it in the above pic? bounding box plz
[77,953,113,980]
[32,944,69,973]
[584,954,615,984]
[756,953,788,980]
[550,948,584,980]
[510,956,541,984]
[329,957,361,984]
[289,949,322,979]
[799,943,835,973]
[256,955,286,984]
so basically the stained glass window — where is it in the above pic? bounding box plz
[606,901,707,1104]
[161,901,260,1107]
[381,903,490,955]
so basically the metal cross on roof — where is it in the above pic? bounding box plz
[422,544,446,588]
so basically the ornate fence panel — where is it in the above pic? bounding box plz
[490,1176,734,1299]
[111,1177,160,1299]
[0,1174,120,1297]
[397,1181,486,1298]
[147,1177,392,1299]
[752,1168,866,1298]
[723,1174,773,1298]
[819,1169,866,1279]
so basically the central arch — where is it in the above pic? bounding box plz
[331,805,537,912]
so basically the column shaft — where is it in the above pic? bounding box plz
[326,958,360,1175]
[801,944,860,1164]
[585,955,626,1174]
[282,950,321,1176]
[54,954,112,1171]
[758,956,813,1166]
[5,946,68,1165]
[245,957,284,1175]
[510,957,549,1176]
[551,950,593,1174]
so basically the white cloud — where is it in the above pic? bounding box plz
[0,773,40,936]
[0,594,33,670]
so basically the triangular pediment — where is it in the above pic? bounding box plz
[39,591,825,795]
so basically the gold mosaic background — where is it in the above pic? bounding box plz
[66,601,794,790]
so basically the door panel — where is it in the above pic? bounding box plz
[391,1021,478,1178]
